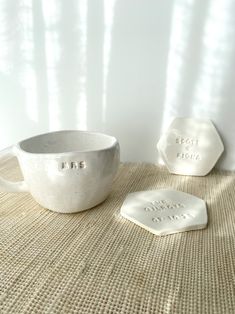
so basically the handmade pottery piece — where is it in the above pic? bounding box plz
[157,117,224,176]
[120,189,207,236]
[0,130,120,213]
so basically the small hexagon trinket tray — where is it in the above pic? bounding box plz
[120,189,207,236]
[157,117,224,176]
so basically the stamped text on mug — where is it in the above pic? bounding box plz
[60,161,86,170]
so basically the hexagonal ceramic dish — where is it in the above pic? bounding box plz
[120,189,207,236]
[157,117,224,176]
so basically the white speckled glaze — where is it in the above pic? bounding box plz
[0,130,120,213]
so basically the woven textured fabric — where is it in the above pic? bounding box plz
[0,157,235,313]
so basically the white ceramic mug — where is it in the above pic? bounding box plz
[0,130,120,213]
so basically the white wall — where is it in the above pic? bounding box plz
[0,0,235,169]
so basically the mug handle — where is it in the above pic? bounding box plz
[0,146,28,192]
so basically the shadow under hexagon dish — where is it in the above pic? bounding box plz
[120,189,207,236]
[157,117,224,176]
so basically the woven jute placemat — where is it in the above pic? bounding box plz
[0,158,235,313]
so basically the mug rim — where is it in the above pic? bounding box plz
[15,130,119,156]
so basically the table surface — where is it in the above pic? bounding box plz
[0,157,235,314]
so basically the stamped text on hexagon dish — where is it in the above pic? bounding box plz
[144,199,185,212]
[152,213,195,223]
[175,137,201,161]
[176,137,199,146]
[176,152,201,161]
[144,199,195,224]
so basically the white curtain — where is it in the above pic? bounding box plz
[0,0,234,169]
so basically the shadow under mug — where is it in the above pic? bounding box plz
[0,130,120,213]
